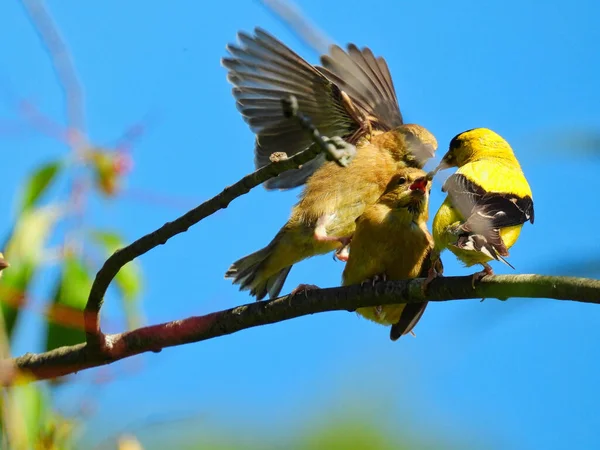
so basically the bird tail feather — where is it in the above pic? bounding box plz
[225,244,292,301]
[454,233,515,269]
[390,302,429,341]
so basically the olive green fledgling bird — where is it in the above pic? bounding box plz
[342,168,435,340]
[223,28,437,300]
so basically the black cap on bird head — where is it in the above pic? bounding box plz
[435,128,475,171]
[435,127,514,172]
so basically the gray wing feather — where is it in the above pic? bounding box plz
[319,44,403,130]
[224,28,404,190]
[223,28,356,190]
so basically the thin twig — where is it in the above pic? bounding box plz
[12,274,600,383]
[21,0,87,147]
[84,100,347,349]
[21,0,93,262]
[282,96,356,167]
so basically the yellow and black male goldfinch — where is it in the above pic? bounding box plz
[431,128,534,283]
[342,168,435,340]
[223,28,438,300]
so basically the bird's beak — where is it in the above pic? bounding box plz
[434,159,451,173]
[0,258,9,271]
[409,177,428,193]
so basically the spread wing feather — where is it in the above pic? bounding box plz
[319,44,403,130]
[223,28,403,190]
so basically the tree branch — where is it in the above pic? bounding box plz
[84,96,354,349]
[282,96,356,167]
[14,274,600,384]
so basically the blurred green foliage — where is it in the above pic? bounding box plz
[131,409,472,450]
[0,206,61,339]
[45,256,92,352]
[0,143,142,447]
[2,0,597,446]
[18,160,62,214]
[0,383,77,449]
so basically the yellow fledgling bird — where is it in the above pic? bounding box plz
[431,128,534,282]
[223,28,437,300]
[342,168,435,340]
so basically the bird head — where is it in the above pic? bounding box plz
[395,124,438,168]
[435,128,516,172]
[379,168,431,213]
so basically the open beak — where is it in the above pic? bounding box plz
[409,176,428,194]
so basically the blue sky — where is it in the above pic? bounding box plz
[1,0,600,448]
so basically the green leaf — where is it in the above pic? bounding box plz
[19,160,62,213]
[0,383,77,449]
[0,382,48,448]
[45,256,92,351]
[0,262,35,337]
[5,206,62,263]
[11,383,47,448]
[0,206,62,339]
[89,230,143,329]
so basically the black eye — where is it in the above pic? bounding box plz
[397,177,407,185]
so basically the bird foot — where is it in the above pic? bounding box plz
[421,266,442,295]
[447,222,466,240]
[314,223,352,246]
[334,236,352,262]
[290,283,320,297]
[361,273,387,287]
[334,244,350,262]
[322,135,357,167]
[471,264,494,289]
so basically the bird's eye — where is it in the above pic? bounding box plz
[397,177,407,185]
